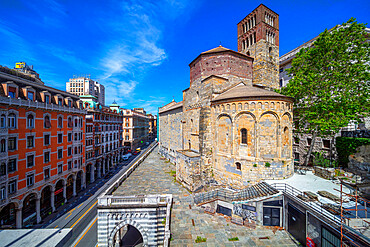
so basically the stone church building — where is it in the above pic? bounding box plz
[159,4,294,191]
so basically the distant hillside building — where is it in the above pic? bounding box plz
[66,76,105,106]
[159,4,294,191]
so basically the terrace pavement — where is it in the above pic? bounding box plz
[113,147,299,246]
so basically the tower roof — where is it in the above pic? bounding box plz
[189,45,253,66]
[212,83,293,102]
[201,45,231,54]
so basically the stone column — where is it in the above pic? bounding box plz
[36,198,41,224]
[97,162,101,178]
[115,228,121,247]
[90,164,95,183]
[63,183,67,203]
[50,187,56,212]
[102,160,106,176]
[82,172,86,190]
[73,176,77,197]
[16,208,22,229]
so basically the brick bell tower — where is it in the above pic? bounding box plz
[237,4,279,89]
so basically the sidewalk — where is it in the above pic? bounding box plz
[113,147,299,246]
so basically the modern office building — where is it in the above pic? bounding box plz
[66,76,105,106]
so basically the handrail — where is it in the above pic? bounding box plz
[271,183,370,247]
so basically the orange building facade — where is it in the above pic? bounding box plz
[0,66,86,228]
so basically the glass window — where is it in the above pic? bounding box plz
[8,180,16,194]
[68,161,72,170]
[68,117,72,127]
[44,151,50,163]
[0,163,6,176]
[8,159,16,172]
[323,139,331,149]
[27,155,34,168]
[45,95,50,104]
[236,162,241,170]
[0,115,6,128]
[44,168,50,180]
[27,136,34,148]
[27,174,34,187]
[58,133,63,144]
[58,149,63,159]
[58,98,63,106]
[8,137,16,150]
[44,115,51,128]
[68,147,72,156]
[44,134,50,146]
[322,227,340,247]
[27,92,34,101]
[9,91,15,98]
[8,114,16,128]
[58,164,63,174]
[68,133,72,142]
[27,114,34,128]
[241,128,247,144]
[58,116,63,128]
[0,139,6,152]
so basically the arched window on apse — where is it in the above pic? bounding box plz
[241,128,248,144]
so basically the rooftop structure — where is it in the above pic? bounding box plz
[66,76,105,105]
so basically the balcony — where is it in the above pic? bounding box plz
[0,96,87,114]
[0,174,7,183]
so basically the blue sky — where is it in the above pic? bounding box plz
[0,0,368,114]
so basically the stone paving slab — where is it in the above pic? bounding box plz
[113,147,298,246]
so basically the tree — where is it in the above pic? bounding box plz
[280,18,370,166]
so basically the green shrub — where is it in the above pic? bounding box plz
[253,164,257,167]
[228,237,239,241]
[313,151,331,168]
[195,236,207,243]
[265,162,271,167]
[336,137,370,167]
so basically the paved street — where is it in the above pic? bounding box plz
[38,144,153,247]
[113,147,299,246]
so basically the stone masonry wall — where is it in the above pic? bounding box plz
[158,107,183,164]
[190,53,253,85]
[247,40,279,89]
[211,99,294,189]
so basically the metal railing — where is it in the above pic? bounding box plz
[194,182,278,205]
[98,194,171,206]
[0,96,86,114]
[271,183,370,247]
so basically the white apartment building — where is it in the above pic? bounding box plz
[66,76,105,106]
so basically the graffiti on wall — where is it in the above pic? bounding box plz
[233,204,257,222]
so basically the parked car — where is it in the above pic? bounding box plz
[122,153,132,161]
[132,151,138,155]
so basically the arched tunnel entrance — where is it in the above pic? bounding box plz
[113,224,143,247]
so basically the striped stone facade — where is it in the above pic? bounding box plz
[97,194,172,247]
